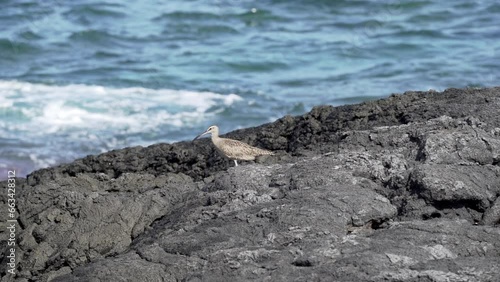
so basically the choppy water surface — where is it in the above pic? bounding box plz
[0,0,499,177]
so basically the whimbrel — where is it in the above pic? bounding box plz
[193,125,274,166]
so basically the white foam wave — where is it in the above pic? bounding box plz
[0,80,243,135]
[29,153,57,170]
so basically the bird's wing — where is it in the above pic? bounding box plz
[219,138,273,160]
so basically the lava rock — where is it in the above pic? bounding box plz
[1,87,500,282]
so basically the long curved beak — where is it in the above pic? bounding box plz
[193,130,210,141]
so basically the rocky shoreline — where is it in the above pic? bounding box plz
[1,87,500,281]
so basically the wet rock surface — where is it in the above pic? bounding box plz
[1,87,500,281]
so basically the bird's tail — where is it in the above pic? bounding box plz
[262,149,274,156]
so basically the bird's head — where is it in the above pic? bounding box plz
[193,125,219,141]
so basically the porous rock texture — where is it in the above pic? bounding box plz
[1,87,500,281]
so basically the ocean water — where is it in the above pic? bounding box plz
[1,0,499,178]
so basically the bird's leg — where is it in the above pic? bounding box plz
[234,160,238,167]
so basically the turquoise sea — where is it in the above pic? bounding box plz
[1,0,499,178]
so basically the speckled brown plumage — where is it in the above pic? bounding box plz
[193,125,274,166]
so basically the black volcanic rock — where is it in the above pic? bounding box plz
[1,87,500,282]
